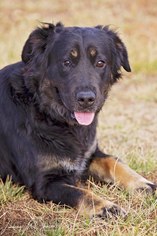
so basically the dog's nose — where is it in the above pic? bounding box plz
[76,91,96,107]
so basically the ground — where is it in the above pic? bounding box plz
[0,1,157,235]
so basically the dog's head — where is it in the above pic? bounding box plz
[22,23,131,126]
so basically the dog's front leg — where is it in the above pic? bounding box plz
[32,174,125,218]
[89,148,156,193]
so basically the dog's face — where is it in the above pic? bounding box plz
[22,23,131,126]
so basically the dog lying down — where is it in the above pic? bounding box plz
[0,22,156,218]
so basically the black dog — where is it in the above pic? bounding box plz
[0,23,155,218]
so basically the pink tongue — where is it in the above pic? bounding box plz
[74,112,95,126]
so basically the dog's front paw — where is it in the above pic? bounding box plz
[88,199,127,219]
[133,181,157,194]
[97,203,127,219]
[126,174,157,194]
[78,191,127,219]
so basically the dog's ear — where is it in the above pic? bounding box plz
[96,26,131,73]
[21,22,63,63]
[111,32,131,72]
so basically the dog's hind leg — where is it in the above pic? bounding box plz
[89,149,156,193]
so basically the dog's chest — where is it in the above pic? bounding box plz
[38,137,97,175]
[62,136,97,173]
[37,124,97,175]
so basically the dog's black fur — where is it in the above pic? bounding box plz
[1,23,155,215]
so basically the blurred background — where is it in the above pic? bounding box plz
[0,0,157,74]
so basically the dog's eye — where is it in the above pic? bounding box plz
[96,60,106,68]
[63,60,71,67]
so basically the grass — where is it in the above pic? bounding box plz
[0,177,25,205]
[0,0,157,235]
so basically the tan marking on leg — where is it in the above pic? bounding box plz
[89,157,154,192]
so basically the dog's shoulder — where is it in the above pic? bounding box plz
[0,62,23,78]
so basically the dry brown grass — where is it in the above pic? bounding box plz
[0,1,157,235]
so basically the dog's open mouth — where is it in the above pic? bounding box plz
[73,112,95,126]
